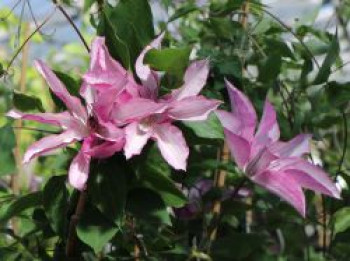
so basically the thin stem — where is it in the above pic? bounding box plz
[5,8,56,73]
[329,112,348,253]
[66,189,88,257]
[12,126,59,134]
[258,7,320,69]
[55,4,90,53]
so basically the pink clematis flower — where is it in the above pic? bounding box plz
[7,60,125,190]
[216,80,340,216]
[86,34,221,170]
[116,34,221,170]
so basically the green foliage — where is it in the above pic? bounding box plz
[0,124,16,176]
[13,91,45,112]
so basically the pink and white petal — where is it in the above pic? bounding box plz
[86,37,129,87]
[252,171,306,216]
[124,122,152,159]
[167,96,221,121]
[270,134,312,158]
[254,100,280,148]
[224,129,251,170]
[112,98,166,124]
[284,160,340,199]
[135,32,165,99]
[68,149,91,191]
[35,60,87,122]
[86,140,125,159]
[153,123,189,171]
[23,130,81,164]
[7,109,73,128]
[245,147,278,177]
[215,110,241,134]
[95,121,125,142]
[171,59,210,100]
[225,80,257,139]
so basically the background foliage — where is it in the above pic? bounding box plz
[0,0,350,260]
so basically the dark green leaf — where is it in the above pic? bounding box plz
[43,175,68,237]
[0,124,16,176]
[168,4,198,22]
[0,192,42,223]
[127,188,171,225]
[313,32,340,85]
[98,11,131,69]
[13,91,45,112]
[77,204,118,253]
[89,157,128,225]
[326,81,350,107]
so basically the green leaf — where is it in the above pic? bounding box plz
[98,11,131,69]
[168,4,198,23]
[332,207,350,235]
[83,0,95,11]
[109,0,154,44]
[313,32,340,85]
[43,175,68,237]
[77,204,118,253]
[0,192,42,223]
[144,47,191,76]
[258,54,282,82]
[183,113,224,140]
[325,81,350,107]
[211,233,264,260]
[0,63,4,77]
[13,91,45,112]
[0,124,16,176]
[50,70,81,111]
[89,156,128,225]
[127,188,171,225]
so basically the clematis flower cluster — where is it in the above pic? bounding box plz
[216,81,340,216]
[7,34,220,191]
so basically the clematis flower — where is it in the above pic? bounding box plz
[85,34,221,170]
[112,34,221,170]
[7,60,125,190]
[216,80,340,216]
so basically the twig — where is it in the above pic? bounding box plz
[54,3,90,53]
[65,189,88,257]
[12,126,59,134]
[5,8,56,73]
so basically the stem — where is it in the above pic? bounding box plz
[329,112,348,252]
[54,3,90,53]
[11,22,30,234]
[65,189,88,257]
[208,144,230,243]
[5,8,56,73]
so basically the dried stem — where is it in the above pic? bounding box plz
[65,190,88,257]
[11,22,30,234]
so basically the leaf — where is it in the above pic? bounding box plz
[13,91,45,112]
[144,47,191,76]
[89,156,128,225]
[0,63,4,77]
[258,54,282,82]
[77,204,118,253]
[98,11,131,69]
[183,113,224,140]
[0,124,16,176]
[211,233,264,260]
[313,32,340,85]
[43,175,69,237]
[83,0,95,11]
[0,192,42,223]
[331,207,350,235]
[48,70,81,111]
[325,81,350,107]
[126,188,171,225]
[168,4,198,23]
